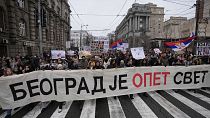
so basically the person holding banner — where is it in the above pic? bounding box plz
[160,53,169,67]
[2,68,13,118]
[56,58,66,113]
[87,60,96,69]
[107,59,134,99]
[107,59,117,69]
[95,61,105,69]
[78,56,88,69]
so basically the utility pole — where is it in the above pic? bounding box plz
[38,0,43,57]
[194,0,204,55]
[80,24,88,51]
[195,0,200,37]
[80,25,82,51]
[194,0,200,55]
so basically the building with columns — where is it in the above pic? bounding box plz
[115,3,164,49]
[0,0,71,57]
[163,0,210,39]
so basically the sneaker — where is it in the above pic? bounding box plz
[143,93,148,97]
[58,108,62,113]
[130,96,134,99]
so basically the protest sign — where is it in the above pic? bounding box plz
[123,43,129,50]
[154,48,162,54]
[67,50,75,56]
[196,42,210,56]
[117,43,129,52]
[79,51,92,58]
[83,46,91,52]
[51,50,65,59]
[91,41,104,55]
[131,47,145,59]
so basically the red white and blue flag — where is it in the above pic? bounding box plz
[110,39,123,49]
[164,33,196,51]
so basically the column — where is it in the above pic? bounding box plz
[137,16,139,31]
[49,13,53,44]
[28,0,36,41]
[146,16,149,31]
[135,16,138,31]
[129,18,132,32]
[8,0,18,56]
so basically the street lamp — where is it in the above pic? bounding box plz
[80,24,88,51]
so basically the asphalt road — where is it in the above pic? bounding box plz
[1,88,210,118]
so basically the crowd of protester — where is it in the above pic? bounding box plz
[1,49,210,77]
[1,49,210,116]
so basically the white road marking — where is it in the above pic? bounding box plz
[107,97,126,118]
[184,90,210,104]
[23,102,50,118]
[50,101,73,118]
[131,94,158,118]
[148,91,190,118]
[201,89,210,95]
[0,106,23,118]
[80,99,96,118]
[166,90,210,118]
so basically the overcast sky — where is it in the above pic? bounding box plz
[68,0,196,36]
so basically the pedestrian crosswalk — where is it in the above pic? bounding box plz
[0,88,210,118]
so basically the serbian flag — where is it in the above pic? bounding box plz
[164,33,196,51]
[111,39,123,49]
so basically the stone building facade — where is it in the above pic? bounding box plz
[0,0,71,57]
[163,0,210,39]
[115,3,164,49]
[203,0,210,18]
[163,17,188,39]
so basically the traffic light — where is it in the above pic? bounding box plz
[41,8,47,27]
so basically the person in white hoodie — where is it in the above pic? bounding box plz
[103,58,111,69]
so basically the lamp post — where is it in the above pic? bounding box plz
[38,0,43,57]
[80,24,88,51]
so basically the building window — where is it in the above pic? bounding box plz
[68,16,70,23]
[65,12,68,21]
[135,7,138,10]
[209,9,210,17]
[19,19,26,36]
[51,0,55,9]
[57,6,60,15]
[17,0,25,8]
[158,18,161,21]
[139,24,143,28]
[140,18,143,22]
[0,7,5,31]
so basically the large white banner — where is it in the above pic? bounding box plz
[0,65,210,109]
